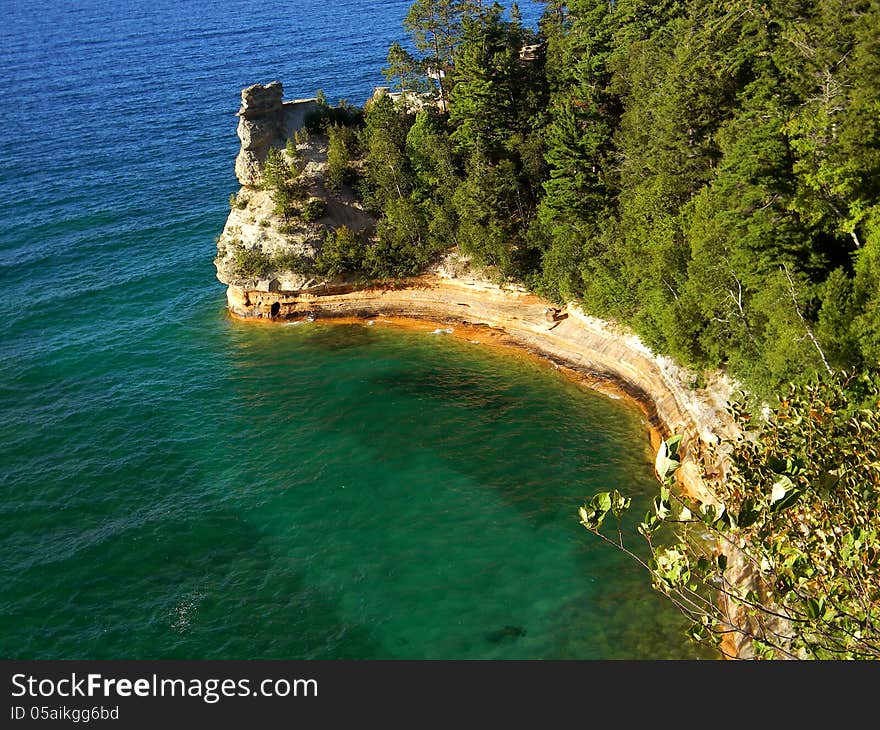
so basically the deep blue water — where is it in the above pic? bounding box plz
[0,1,705,659]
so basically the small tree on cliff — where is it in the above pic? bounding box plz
[261,147,306,217]
[316,226,366,277]
[384,42,430,102]
[578,370,880,659]
[326,124,357,193]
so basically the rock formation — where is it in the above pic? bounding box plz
[233,82,321,187]
[215,82,374,293]
[234,82,285,187]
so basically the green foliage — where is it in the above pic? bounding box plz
[405,110,455,195]
[354,93,454,279]
[782,0,880,251]
[300,198,327,223]
[326,124,358,193]
[318,0,880,395]
[580,371,880,659]
[405,110,460,251]
[384,41,430,99]
[231,244,274,279]
[230,241,309,279]
[521,0,880,395]
[271,250,309,274]
[367,197,435,277]
[448,4,540,158]
[851,211,880,361]
[359,94,415,213]
[316,225,366,278]
[261,146,297,190]
[261,147,306,217]
[304,98,364,135]
[403,0,461,109]
[293,127,310,146]
[276,221,300,236]
[453,151,524,274]
[229,192,248,210]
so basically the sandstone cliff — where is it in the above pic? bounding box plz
[214,82,374,292]
[212,82,771,660]
[233,81,317,187]
[214,83,736,502]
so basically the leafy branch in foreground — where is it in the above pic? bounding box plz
[579,371,880,659]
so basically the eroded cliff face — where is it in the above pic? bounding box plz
[214,84,736,503]
[214,82,761,658]
[233,81,317,187]
[214,82,373,292]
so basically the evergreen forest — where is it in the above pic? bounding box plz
[322,0,879,397]
[294,0,880,658]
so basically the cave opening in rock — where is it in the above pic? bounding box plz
[270,302,280,318]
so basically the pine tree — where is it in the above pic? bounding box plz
[360,94,415,213]
[404,0,462,111]
[384,42,426,100]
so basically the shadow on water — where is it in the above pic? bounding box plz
[371,369,518,416]
[187,320,706,659]
[352,343,657,530]
[0,508,384,660]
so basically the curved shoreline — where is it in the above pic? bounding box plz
[225,274,736,504]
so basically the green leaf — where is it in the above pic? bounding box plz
[653,496,671,520]
[638,511,659,538]
[593,492,612,513]
[610,490,632,519]
[665,434,683,458]
[689,620,708,642]
[770,488,801,513]
[717,554,728,572]
[737,498,761,528]
[578,504,605,531]
[655,439,682,480]
[656,456,680,481]
[579,491,618,532]
[770,476,792,505]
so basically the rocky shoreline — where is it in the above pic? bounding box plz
[224,272,737,506]
[216,82,752,657]
[215,83,736,502]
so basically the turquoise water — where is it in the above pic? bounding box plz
[0,1,705,659]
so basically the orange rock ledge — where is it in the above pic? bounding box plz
[226,274,736,506]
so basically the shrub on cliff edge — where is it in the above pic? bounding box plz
[316,226,366,278]
[579,371,880,659]
[261,147,306,217]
